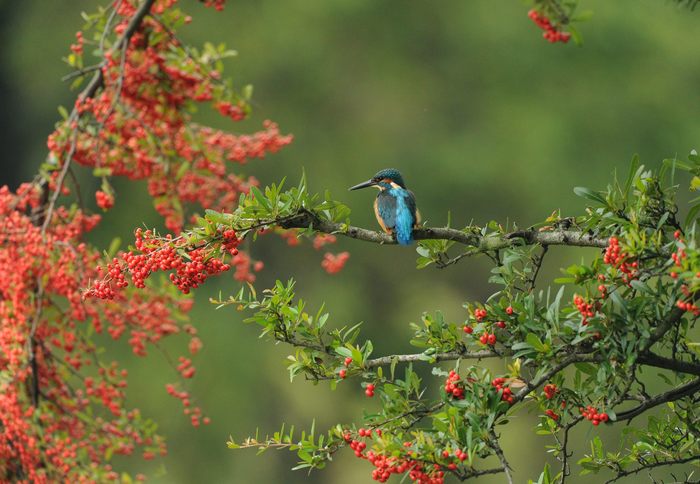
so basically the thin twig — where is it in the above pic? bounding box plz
[489,430,514,484]
[603,454,700,484]
[528,245,549,292]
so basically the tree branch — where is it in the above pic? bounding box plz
[489,431,514,484]
[643,306,686,352]
[364,349,504,368]
[278,210,609,250]
[603,454,700,484]
[515,352,601,403]
[614,377,700,422]
[638,352,700,376]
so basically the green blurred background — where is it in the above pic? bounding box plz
[0,1,698,482]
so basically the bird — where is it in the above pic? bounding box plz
[349,168,420,245]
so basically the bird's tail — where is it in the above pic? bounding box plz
[395,213,414,245]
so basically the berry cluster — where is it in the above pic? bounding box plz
[0,183,176,480]
[527,9,571,43]
[95,190,114,210]
[70,31,84,55]
[676,283,700,314]
[603,236,639,283]
[543,383,557,400]
[463,305,515,341]
[201,0,226,11]
[445,448,468,463]
[596,274,608,297]
[479,331,496,346]
[580,405,609,426]
[603,236,623,265]
[545,409,560,421]
[344,430,448,484]
[365,383,376,397]
[1,0,296,479]
[215,100,246,121]
[87,227,243,299]
[339,357,351,379]
[222,229,240,255]
[321,251,350,274]
[491,378,514,405]
[166,383,210,428]
[573,295,594,325]
[313,233,337,250]
[443,370,465,400]
[669,231,691,283]
[49,0,293,234]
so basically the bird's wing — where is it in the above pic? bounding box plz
[375,191,397,230]
[407,190,419,226]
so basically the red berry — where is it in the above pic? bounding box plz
[505,306,514,315]
[495,321,506,329]
[463,325,473,334]
[339,369,346,379]
[344,357,352,366]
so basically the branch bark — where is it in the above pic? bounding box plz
[614,377,700,422]
[364,349,504,368]
[278,210,608,250]
[637,352,700,376]
[603,454,700,484]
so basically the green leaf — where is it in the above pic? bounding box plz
[250,185,271,211]
[630,280,653,295]
[334,347,353,358]
[526,333,547,353]
[573,186,607,206]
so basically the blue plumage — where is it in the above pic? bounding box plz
[349,169,419,245]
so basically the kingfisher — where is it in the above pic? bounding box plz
[349,168,420,245]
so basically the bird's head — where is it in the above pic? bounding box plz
[349,168,407,191]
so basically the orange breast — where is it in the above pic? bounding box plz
[373,198,390,233]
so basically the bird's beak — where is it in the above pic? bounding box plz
[349,179,376,191]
